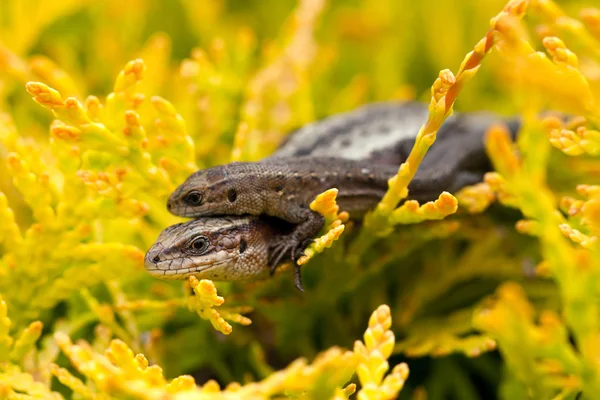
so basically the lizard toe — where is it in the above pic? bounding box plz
[268,238,297,274]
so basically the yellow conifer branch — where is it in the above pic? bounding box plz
[298,188,347,265]
[389,191,458,225]
[29,55,81,99]
[50,363,94,399]
[9,321,43,363]
[186,276,252,335]
[332,384,357,400]
[531,0,600,63]
[6,152,55,223]
[559,224,597,249]
[456,182,496,214]
[354,305,408,400]
[85,95,105,122]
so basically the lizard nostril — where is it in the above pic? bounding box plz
[166,200,172,211]
[152,255,161,263]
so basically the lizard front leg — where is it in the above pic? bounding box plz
[268,210,325,291]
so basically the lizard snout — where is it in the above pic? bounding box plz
[144,247,165,269]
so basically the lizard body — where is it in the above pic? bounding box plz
[165,102,519,286]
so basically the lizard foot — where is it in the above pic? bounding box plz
[268,236,313,292]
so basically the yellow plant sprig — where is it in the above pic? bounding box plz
[0,192,23,249]
[332,384,358,400]
[26,82,131,156]
[76,168,151,218]
[25,58,196,199]
[354,305,409,400]
[400,332,497,359]
[104,58,146,129]
[6,152,56,223]
[186,277,252,335]
[474,283,584,398]
[578,184,600,198]
[543,37,580,67]
[9,321,43,363]
[8,302,393,400]
[0,297,59,398]
[494,14,599,118]
[558,224,597,249]
[389,191,458,225]
[239,346,358,399]
[52,338,357,399]
[396,308,497,358]
[85,95,105,123]
[484,171,520,208]
[123,110,153,169]
[530,0,600,63]
[560,196,585,217]
[50,310,369,399]
[372,70,457,220]
[54,332,171,397]
[50,363,94,399]
[298,188,347,265]
[79,289,136,347]
[546,118,600,156]
[0,364,63,400]
[29,55,82,98]
[105,341,167,387]
[556,184,600,248]
[455,182,496,213]
[151,96,197,181]
[115,298,186,311]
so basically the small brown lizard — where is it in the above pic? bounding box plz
[161,102,519,289]
[145,216,279,281]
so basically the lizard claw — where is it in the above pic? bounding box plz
[268,235,311,292]
[293,264,304,292]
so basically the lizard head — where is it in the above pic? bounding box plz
[144,216,272,281]
[167,164,256,218]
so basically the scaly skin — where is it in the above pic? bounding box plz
[145,216,276,281]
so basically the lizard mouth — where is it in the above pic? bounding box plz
[144,249,235,280]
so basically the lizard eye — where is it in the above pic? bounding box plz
[227,188,237,202]
[190,236,210,253]
[184,191,203,206]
